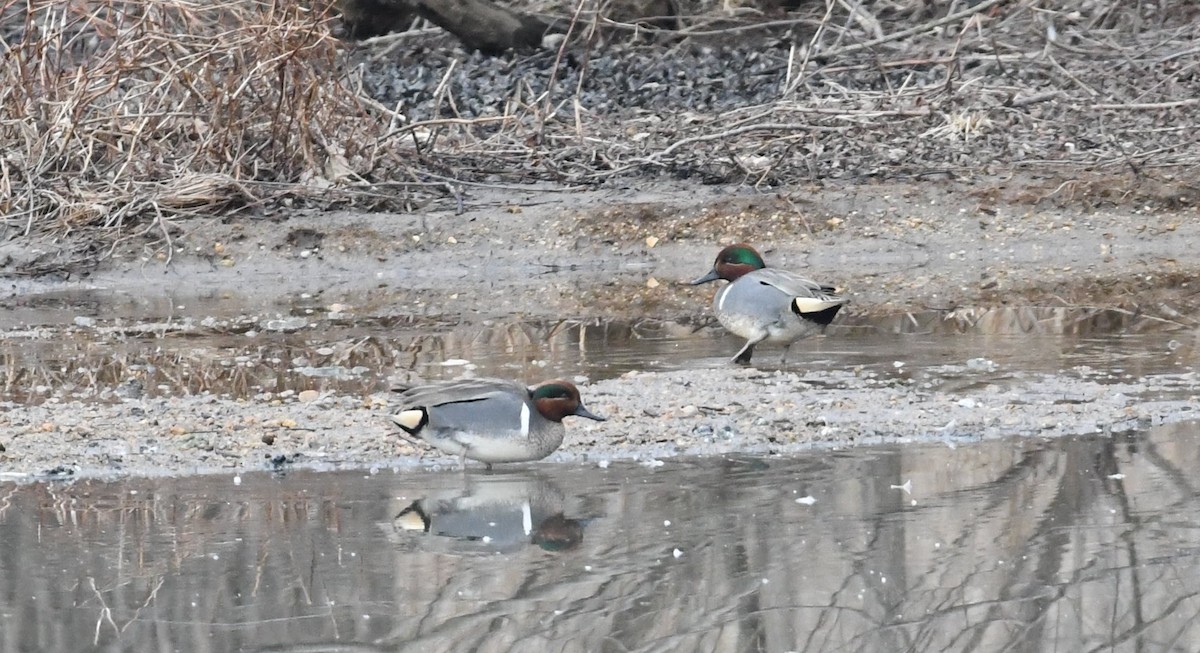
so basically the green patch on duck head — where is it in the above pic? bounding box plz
[531,381,578,402]
[712,243,766,281]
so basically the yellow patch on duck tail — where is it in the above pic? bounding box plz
[393,502,431,532]
[392,408,427,434]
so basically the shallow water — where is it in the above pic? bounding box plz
[0,287,1196,403]
[2,421,1198,652]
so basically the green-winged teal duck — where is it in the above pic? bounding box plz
[391,378,605,468]
[692,243,847,364]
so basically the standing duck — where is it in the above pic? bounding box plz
[391,378,605,469]
[691,243,847,364]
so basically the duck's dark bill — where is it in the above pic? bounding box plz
[574,405,606,421]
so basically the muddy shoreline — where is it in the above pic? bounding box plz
[1,174,1198,479]
[1,363,1197,480]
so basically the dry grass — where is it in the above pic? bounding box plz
[2,0,1198,274]
[0,0,409,257]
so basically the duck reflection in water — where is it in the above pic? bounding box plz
[386,471,590,554]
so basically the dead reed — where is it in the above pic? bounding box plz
[0,0,407,250]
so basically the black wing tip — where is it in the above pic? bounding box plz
[796,303,845,325]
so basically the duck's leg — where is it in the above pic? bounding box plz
[779,342,793,365]
[731,336,766,365]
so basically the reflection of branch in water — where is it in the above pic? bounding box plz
[1091,431,1200,651]
[1096,437,1148,648]
[0,486,17,518]
[89,576,119,645]
[121,576,166,634]
[964,444,1090,651]
[1093,588,1200,652]
[1135,432,1200,511]
[829,443,1067,651]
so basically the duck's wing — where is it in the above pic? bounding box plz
[750,269,844,301]
[395,379,530,434]
[395,378,527,407]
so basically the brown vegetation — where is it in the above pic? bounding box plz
[0,0,409,265]
[2,0,1198,276]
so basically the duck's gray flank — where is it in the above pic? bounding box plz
[391,378,605,469]
[693,243,847,364]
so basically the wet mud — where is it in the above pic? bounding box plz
[2,179,1199,477]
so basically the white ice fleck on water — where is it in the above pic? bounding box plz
[890,479,913,495]
[1107,473,1125,480]
[673,548,684,558]
[796,496,817,505]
